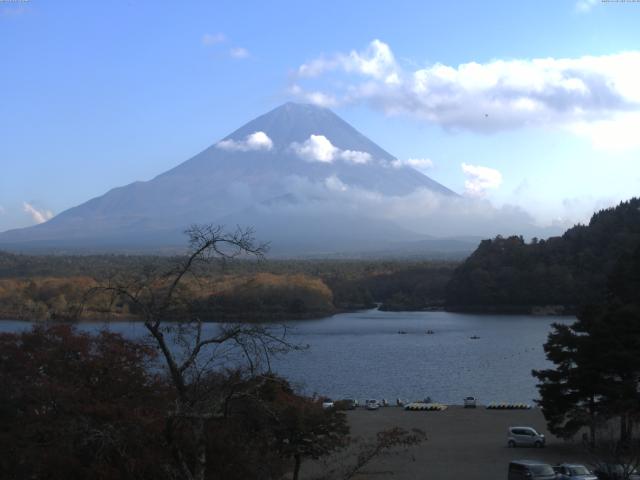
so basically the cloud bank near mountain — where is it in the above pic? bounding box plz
[291,40,640,147]
[22,202,53,225]
[461,163,503,198]
[262,173,541,239]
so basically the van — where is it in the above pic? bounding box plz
[508,460,557,480]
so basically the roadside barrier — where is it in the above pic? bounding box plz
[404,402,448,411]
[486,403,531,410]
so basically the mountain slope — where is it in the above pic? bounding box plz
[0,102,458,253]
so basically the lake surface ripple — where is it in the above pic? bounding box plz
[1,309,571,404]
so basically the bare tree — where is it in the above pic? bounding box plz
[584,422,640,480]
[88,225,299,480]
[313,427,427,480]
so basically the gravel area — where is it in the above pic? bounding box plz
[311,406,591,480]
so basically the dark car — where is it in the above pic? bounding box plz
[508,460,557,480]
[553,463,597,480]
[337,398,358,410]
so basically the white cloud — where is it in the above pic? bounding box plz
[291,40,640,142]
[23,202,53,224]
[230,47,249,59]
[391,158,434,170]
[202,34,250,61]
[575,0,597,13]
[0,205,5,215]
[216,131,273,152]
[345,39,398,82]
[340,149,372,164]
[568,112,640,151]
[291,135,337,162]
[291,135,372,164]
[561,195,619,223]
[461,163,503,197]
[298,39,398,83]
[324,176,348,192]
[298,56,340,78]
[202,32,226,46]
[288,85,338,107]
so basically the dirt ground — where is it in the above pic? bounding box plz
[310,406,591,480]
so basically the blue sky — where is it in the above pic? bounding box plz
[1,0,639,232]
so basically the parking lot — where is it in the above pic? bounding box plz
[337,406,589,479]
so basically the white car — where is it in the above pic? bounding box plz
[463,396,477,408]
[365,399,380,410]
[321,399,335,410]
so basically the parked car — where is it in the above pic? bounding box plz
[321,398,334,410]
[553,463,598,480]
[507,426,546,448]
[463,396,477,408]
[592,463,640,480]
[508,460,557,480]
[365,399,380,410]
[337,398,358,410]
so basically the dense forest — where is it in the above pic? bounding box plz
[0,251,458,321]
[445,198,640,313]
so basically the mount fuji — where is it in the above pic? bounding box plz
[0,103,477,255]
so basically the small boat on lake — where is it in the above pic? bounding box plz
[426,329,435,335]
[469,335,481,340]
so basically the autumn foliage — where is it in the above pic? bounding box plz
[0,272,335,322]
[0,325,351,480]
[0,324,168,479]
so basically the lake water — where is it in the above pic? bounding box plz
[0,309,571,405]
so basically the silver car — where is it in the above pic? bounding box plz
[507,426,546,448]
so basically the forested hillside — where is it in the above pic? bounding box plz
[445,198,640,313]
[0,252,456,321]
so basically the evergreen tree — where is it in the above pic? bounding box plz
[533,245,640,446]
[533,320,604,445]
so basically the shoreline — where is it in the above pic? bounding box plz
[445,304,576,316]
[0,304,575,325]
[0,309,342,324]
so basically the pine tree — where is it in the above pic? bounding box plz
[533,245,640,446]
